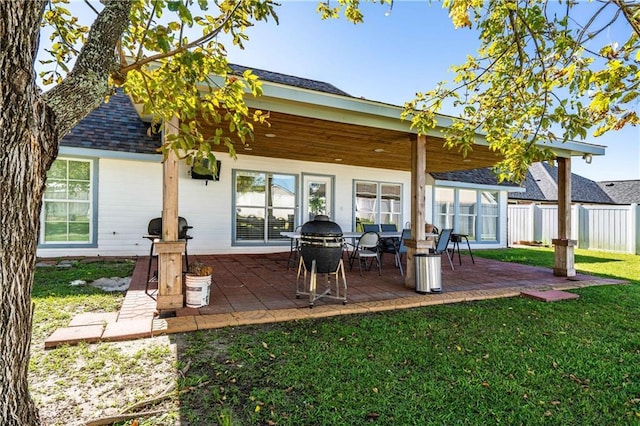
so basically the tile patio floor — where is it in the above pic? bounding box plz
[45,251,625,348]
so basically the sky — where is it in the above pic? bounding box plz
[42,0,640,182]
[221,0,640,182]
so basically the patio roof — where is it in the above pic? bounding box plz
[129,64,606,173]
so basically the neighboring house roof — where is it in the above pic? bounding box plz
[229,64,351,97]
[60,89,161,154]
[430,168,519,188]
[597,180,640,204]
[509,162,615,204]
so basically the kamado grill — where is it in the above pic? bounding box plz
[296,215,347,307]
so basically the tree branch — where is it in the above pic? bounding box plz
[120,0,243,75]
[43,0,132,137]
[612,0,640,37]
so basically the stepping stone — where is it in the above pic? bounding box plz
[520,290,579,302]
[45,324,104,349]
[69,312,118,327]
[102,319,153,341]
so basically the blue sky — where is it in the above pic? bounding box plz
[45,1,639,182]
[224,1,640,182]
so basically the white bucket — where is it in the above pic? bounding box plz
[185,275,211,308]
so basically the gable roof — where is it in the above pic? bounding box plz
[60,89,161,154]
[509,162,615,204]
[597,180,640,204]
[229,64,350,97]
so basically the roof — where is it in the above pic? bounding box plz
[509,162,615,204]
[597,180,640,204]
[229,64,351,97]
[430,168,519,188]
[60,89,160,154]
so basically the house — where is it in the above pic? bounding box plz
[597,180,640,204]
[37,65,606,301]
[508,162,615,205]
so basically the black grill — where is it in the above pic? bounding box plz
[299,215,343,273]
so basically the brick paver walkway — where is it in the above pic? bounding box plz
[45,251,625,348]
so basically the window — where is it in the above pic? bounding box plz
[433,187,500,242]
[434,187,454,230]
[458,189,477,240]
[234,171,296,243]
[41,158,93,244]
[480,191,499,241]
[354,181,402,230]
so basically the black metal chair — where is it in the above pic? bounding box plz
[431,228,455,270]
[144,217,193,298]
[362,224,380,233]
[450,233,475,265]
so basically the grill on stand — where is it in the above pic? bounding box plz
[296,215,347,307]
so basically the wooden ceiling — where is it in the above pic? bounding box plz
[201,110,503,173]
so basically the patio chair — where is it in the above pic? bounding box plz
[388,228,411,276]
[430,228,455,270]
[362,224,381,233]
[379,223,398,259]
[287,225,303,270]
[396,229,411,276]
[450,233,475,265]
[349,231,382,276]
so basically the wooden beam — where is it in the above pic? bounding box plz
[157,116,184,310]
[405,134,428,289]
[553,157,576,277]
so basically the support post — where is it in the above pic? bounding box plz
[157,116,186,309]
[405,134,429,288]
[552,157,576,277]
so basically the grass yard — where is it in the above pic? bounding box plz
[28,249,640,425]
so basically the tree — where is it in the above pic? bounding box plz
[2,0,638,422]
[402,0,640,182]
[323,0,639,181]
[1,0,278,423]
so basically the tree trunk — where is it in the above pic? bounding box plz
[1,3,53,424]
[0,2,131,424]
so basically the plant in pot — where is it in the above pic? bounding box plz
[185,262,213,308]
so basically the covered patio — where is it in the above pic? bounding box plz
[44,250,624,348]
[134,250,622,328]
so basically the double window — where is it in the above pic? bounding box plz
[354,181,402,230]
[41,158,94,245]
[434,187,499,242]
[234,171,296,243]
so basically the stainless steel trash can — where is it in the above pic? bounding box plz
[415,253,442,294]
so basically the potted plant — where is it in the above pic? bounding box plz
[185,262,213,308]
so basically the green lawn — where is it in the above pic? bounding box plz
[28,249,640,425]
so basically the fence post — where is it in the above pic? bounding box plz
[633,203,639,255]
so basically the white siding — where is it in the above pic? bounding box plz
[37,153,512,257]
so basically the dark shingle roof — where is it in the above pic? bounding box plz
[597,180,640,204]
[229,64,351,97]
[60,89,161,154]
[61,66,352,154]
[509,162,615,204]
[430,168,520,188]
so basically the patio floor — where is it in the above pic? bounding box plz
[45,251,625,348]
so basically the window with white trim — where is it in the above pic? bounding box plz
[433,187,499,242]
[354,181,402,230]
[41,158,93,244]
[234,170,296,243]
